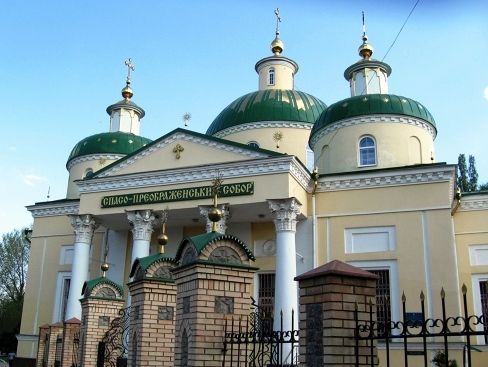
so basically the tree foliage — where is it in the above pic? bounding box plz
[457,154,468,192]
[0,229,30,303]
[467,155,478,191]
[457,154,486,192]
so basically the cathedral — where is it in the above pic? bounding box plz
[16,13,488,367]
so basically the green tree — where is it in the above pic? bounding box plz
[457,154,468,192]
[479,182,488,191]
[467,155,478,191]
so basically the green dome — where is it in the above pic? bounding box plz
[67,131,152,166]
[310,94,436,144]
[207,90,327,135]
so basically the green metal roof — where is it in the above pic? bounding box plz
[81,276,124,298]
[67,131,152,166]
[129,254,177,278]
[310,94,436,144]
[175,232,256,262]
[206,90,327,135]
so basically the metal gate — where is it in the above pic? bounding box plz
[355,285,488,367]
[222,298,298,367]
[96,307,132,367]
[54,336,62,367]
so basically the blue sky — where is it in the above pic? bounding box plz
[1,0,487,234]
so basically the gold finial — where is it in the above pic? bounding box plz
[270,8,284,55]
[273,131,283,148]
[157,210,169,253]
[121,58,135,100]
[358,11,374,59]
[183,112,191,127]
[101,231,109,277]
[209,173,223,231]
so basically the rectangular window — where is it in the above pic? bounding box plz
[480,281,488,343]
[345,226,396,254]
[61,278,70,320]
[258,273,275,318]
[369,269,391,335]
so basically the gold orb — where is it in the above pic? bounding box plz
[208,207,222,222]
[101,263,109,272]
[271,36,284,55]
[121,85,133,99]
[158,233,169,246]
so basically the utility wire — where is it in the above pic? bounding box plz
[381,0,421,61]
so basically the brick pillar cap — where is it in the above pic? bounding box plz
[64,317,81,324]
[294,260,379,281]
[50,322,64,327]
[39,324,50,329]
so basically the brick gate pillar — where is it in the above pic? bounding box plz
[61,318,81,367]
[128,255,178,366]
[46,323,63,367]
[79,277,125,367]
[36,324,50,367]
[172,232,257,367]
[295,260,378,367]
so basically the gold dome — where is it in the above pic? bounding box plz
[121,84,133,100]
[271,35,284,55]
[358,36,374,59]
[208,207,222,223]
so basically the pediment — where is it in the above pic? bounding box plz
[93,128,280,178]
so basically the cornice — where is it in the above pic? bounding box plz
[97,131,271,177]
[317,166,455,192]
[66,154,125,170]
[309,114,437,150]
[77,156,311,193]
[213,121,313,139]
[27,201,80,218]
[460,196,488,211]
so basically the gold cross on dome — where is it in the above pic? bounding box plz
[173,143,184,159]
[125,58,135,82]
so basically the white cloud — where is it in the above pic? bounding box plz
[484,86,488,101]
[22,174,47,187]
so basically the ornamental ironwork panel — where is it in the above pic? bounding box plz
[355,285,488,367]
[96,307,132,367]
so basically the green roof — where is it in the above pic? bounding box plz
[81,276,124,298]
[67,131,152,166]
[129,253,177,278]
[310,94,436,145]
[175,232,256,262]
[206,90,327,135]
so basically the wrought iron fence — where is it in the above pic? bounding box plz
[355,284,488,367]
[222,298,299,367]
[54,336,62,367]
[96,306,132,367]
[72,331,80,367]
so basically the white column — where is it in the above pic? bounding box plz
[65,214,98,320]
[268,198,301,333]
[198,204,230,233]
[127,210,160,267]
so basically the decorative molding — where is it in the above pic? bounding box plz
[317,166,455,192]
[27,201,80,218]
[97,131,272,177]
[69,214,98,244]
[460,197,488,211]
[268,198,302,232]
[309,114,437,150]
[77,156,312,193]
[213,121,313,138]
[127,210,161,242]
[67,154,125,170]
[199,204,230,234]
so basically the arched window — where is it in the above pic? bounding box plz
[358,136,377,166]
[247,141,260,149]
[83,168,93,178]
[268,68,275,85]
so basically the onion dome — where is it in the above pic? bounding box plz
[67,131,151,167]
[309,94,436,148]
[207,90,327,136]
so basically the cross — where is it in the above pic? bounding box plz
[274,8,281,35]
[173,143,184,159]
[125,58,135,82]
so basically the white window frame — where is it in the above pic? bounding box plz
[345,226,396,254]
[59,245,74,265]
[472,274,488,345]
[52,272,71,322]
[358,135,377,167]
[347,260,400,330]
[268,68,275,86]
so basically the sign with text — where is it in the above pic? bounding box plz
[101,182,254,208]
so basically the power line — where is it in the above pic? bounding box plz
[381,0,421,62]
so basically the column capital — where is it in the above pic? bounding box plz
[69,214,98,244]
[127,209,162,242]
[267,198,301,232]
[199,204,230,234]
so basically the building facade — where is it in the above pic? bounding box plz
[17,22,488,366]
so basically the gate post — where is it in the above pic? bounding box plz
[79,276,125,367]
[61,317,81,367]
[46,323,63,367]
[128,255,178,366]
[295,260,378,366]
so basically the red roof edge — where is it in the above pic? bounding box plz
[295,260,379,281]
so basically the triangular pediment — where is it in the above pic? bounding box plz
[92,128,283,178]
